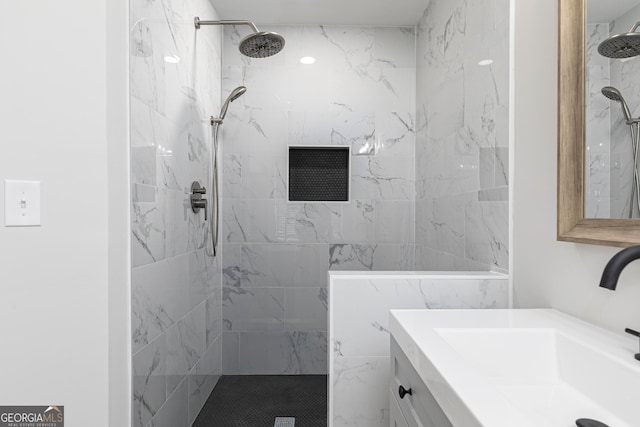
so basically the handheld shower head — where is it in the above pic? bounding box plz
[602,86,633,123]
[194,18,285,58]
[598,22,640,59]
[214,86,247,125]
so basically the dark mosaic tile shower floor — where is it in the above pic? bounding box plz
[193,375,327,427]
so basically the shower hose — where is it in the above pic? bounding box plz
[628,123,640,218]
[206,123,221,257]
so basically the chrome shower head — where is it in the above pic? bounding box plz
[598,22,640,59]
[239,32,285,58]
[602,86,633,123]
[214,86,247,124]
[194,17,285,58]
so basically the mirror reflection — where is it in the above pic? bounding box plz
[586,0,640,218]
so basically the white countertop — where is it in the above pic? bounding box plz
[389,309,640,427]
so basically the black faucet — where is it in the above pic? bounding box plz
[599,245,640,290]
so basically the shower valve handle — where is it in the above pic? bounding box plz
[192,199,208,220]
[190,181,208,221]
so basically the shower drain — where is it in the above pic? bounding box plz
[274,417,295,427]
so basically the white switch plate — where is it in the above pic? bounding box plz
[5,180,41,227]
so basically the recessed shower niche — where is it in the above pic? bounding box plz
[288,146,350,202]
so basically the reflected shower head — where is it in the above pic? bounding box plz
[602,86,633,123]
[598,22,640,59]
[214,86,247,125]
[194,17,285,58]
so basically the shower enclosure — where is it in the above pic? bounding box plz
[129,0,511,425]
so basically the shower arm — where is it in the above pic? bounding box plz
[194,18,259,33]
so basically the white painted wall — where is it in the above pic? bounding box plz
[512,0,640,334]
[0,1,129,426]
[107,0,132,425]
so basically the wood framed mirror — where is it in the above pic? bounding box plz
[558,0,640,246]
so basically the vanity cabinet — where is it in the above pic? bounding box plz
[390,338,453,427]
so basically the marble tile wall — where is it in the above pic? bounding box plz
[414,0,510,272]
[328,272,509,427]
[220,25,417,374]
[585,23,612,218]
[130,0,223,425]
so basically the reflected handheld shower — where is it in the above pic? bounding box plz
[602,86,640,218]
[602,86,633,123]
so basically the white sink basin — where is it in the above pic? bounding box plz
[389,309,640,427]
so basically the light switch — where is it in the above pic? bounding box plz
[5,180,41,227]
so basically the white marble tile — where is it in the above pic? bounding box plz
[328,272,509,427]
[375,112,416,157]
[495,147,509,186]
[222,153,242,198]
[220,23,418,376]
[133,336,166,427]
[351,156,414,200]
[222,332,240,375]
[332,357,390,427]
[225,243,330,288]
[342,200,376,243]
[238,331,327,375]
[329,244,414,271]
[149,378,188,427]
[284,26,374,71]
[426,194,470,258]
[288,111,375,154]
[425,69,464,141]
[188,336,221,425]
[220,108,289,156]
[585,24,611,148]
[188,250,208,311]
[165,302,206,395]
[328,244,376,270]
[131,193,166,268]
[206,288,222,349]
[465,200,509,270]
[331,277,507,358]
[479,186,509,202]
[328,66,416,114]
[588,152,611,199]
[240,154,287,199]
[417,278,509,308]
[130,22,167,115]
[132,254,190,353]
[132,146,157,186]
[283,203,345,243]
[222,199,279,243]
[223,287,285,331]
[375,201,414,243]
[284,287,328,332]
[415,0,509,270]
[163,189,189,259]
[131,0,221,424]
[373,27,416,69]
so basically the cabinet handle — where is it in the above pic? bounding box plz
[398,385,412,399]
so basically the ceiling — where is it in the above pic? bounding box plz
[587,0,640,23]
[209,0,429,27]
